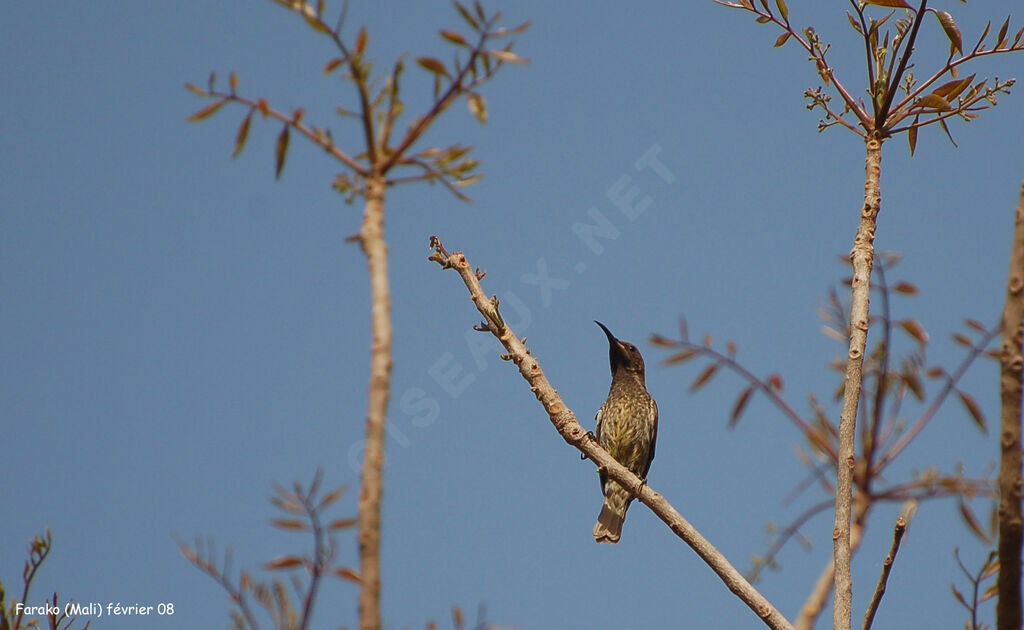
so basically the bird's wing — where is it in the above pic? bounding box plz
[641,398,659,479]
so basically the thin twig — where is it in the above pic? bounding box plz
[861,516,908,630]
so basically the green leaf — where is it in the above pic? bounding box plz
[915,93,951,110]
[775,0,788,22]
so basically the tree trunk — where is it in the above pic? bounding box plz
[997,177,1024,630]
[358,175,391,630]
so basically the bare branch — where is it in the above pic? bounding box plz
[430,236,793,630]
[861,513,910,630]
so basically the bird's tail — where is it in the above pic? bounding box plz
[593,484,630,544]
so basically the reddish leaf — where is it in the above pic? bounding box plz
[690,364,719,392]
[323,57,346,74]
[185,82,207,97]
[774,32,791,48]
[454,1,480,30]
[916,93,951,111]
[933,10,962,55]
[729,386,755,428]
[959,501,989,541]
[951,332,972,347]
[233,111,252,158]
[864,0,910,7]
[900,319,929,345]
[951,585,968,608]
[187,99,227,122]
[925,365,946,379]
[275,125,290,179]
[964,318,987,333]
[440,30,468,46]
[229,71,238,92]
[417,57,450,76]
[767,374,784,391]
[271,518,309,531]
[932,74,975,100]
[334,567,361,582]
[663,348,699,365]
[264,555,305,570]
[902,371,924,400]
[726,341,737,356]
[329,517,358,530]
[257,98,269,118]
[318,485,346,508]
[452,606,465,630]
[893,281,919,294]
[355,26,368,55]
[996,16,1010,48]
[846,11,863,34]
[648,334,674,348]
[958,391,987,433]
[907,120,918,156]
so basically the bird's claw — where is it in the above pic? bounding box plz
[581,431,598,460]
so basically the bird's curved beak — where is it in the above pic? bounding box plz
[595,320,629,367]
[595,320,617,344]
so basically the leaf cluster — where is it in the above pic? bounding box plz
[178,470,357,630]
[0,529,91,630]
[716,0,1022,152]
[651,253,999,580]
[952,549,1000,630]
[186,1,528,202]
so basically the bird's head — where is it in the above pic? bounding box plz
[595,321,646,376]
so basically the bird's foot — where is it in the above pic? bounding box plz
[580,431,598,460]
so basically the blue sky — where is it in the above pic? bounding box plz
[3,1,1023,628]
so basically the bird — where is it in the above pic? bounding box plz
[592,320,659,544]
